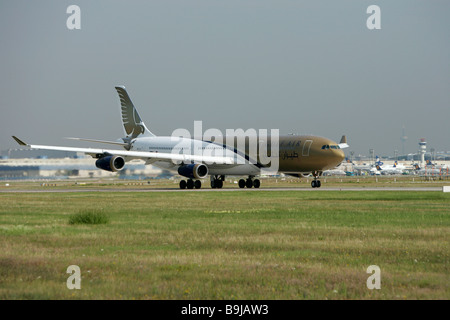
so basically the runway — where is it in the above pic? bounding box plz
[0,186,444,193]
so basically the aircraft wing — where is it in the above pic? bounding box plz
[12,136,235,165]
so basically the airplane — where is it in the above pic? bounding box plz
[413,162,449,176]
[369,167,381,175]
[351,162,373,172]
[414,166,446,176]
[350,158,382,175]
[322,169,347,176]
[12,86,347,189]
[375,159,406,175]
[420,160,449,170]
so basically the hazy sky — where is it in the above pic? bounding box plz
[1,0,449,156]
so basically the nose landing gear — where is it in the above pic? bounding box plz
[311,171,322,188]
[311,180,321,188]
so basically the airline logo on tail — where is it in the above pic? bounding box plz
[375,156,383,167]
[115,86,154,139]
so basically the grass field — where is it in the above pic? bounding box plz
[0,187,449,299]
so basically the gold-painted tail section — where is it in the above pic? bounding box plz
[115,86,155,139]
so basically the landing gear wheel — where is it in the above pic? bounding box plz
[194,180,202,189]
[253,179,260,188]
[211,176,224,189]
[246,179,253,188]
[238,179,246,188]
[187,179,194,189]
[311,180,321,188]
[311,171,322,189]
[179,180,187,189]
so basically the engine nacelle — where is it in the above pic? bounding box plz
[177,163,208,179]
[95,155,125,172]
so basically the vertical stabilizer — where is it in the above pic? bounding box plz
[115,86,155,139]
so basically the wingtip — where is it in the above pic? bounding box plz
[12,136,28,146]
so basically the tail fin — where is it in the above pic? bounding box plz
[115,86,155,139]
[375,156,383,166]
[338,135,349,149]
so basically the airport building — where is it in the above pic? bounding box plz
[0,158,164,180]
[0,149,164,180]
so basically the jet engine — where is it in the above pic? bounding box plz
[177,163,208,179]
[95,155,125,172]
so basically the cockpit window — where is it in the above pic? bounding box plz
[322,144,340,150]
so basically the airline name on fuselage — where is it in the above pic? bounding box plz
[280,140,301,148]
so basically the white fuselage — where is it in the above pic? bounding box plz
[378,163,405,175]
[130,136,261,176]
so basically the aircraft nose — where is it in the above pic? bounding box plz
[334,149,345,164]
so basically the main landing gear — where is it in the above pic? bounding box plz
[179,179,202,189]
[178,175,262,190]
[311,171,322,188]
[238,176,260,189]
[210,175,225,189]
